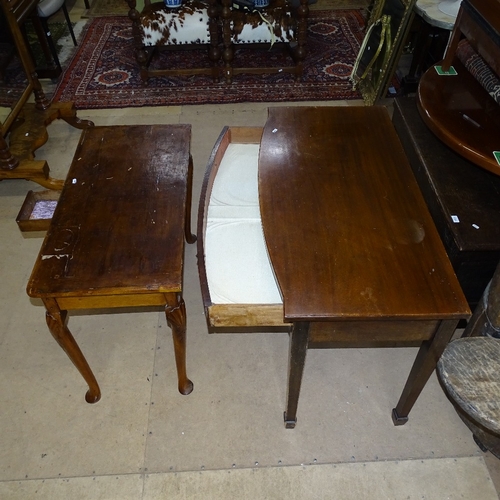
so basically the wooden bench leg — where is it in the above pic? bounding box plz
[165,293,194,395]
[43,298,101,403]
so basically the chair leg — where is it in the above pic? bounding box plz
[40,17,62,71]
[62,4,78,46]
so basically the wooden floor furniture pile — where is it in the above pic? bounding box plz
[26,106,472,429]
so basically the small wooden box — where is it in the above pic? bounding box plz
[16,190,60,232]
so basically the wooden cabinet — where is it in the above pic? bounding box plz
[393,97,500,310]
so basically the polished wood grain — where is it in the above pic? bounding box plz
[259,106,468,322]
[258,106,470,428]
[27,125,196,402]
[418,57,500,176]
[418,0,500,176]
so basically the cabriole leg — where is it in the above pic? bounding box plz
[43,298,101,403]
[165,293,193,395]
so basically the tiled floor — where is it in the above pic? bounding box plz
[2,1,500,498]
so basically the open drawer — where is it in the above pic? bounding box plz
[16,190,60,232]
[197,126,287,330]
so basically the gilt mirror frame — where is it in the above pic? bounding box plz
[352,0,417,105]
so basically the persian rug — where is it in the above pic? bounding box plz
[84,0,141,17]
[53,10,366,108]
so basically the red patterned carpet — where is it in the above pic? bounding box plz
[53,10,366,108]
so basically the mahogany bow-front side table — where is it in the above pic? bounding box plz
[27,125,196,403]
[258,106,471,428]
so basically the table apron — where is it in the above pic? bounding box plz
[53,292,178,310]
[308,319,440,345]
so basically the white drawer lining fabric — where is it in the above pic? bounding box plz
[206,143,282,304]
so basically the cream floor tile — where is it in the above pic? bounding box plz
[145,326,291,472]
[0,219,44,343]
[144,325,480,472]
[144,235,479,471]
[78,107,182,121]
[75,109,182,127]
[485,452,500,494]
[295,348,478,460]
[0,224,40,298]
[142,457,498,500]
[0,473,144,500]
[0,182,40,216]
[0,456,495,500]
[1,456,496,500]
[0,310,159,480]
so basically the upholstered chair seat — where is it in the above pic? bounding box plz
[220,0,309,83]
[139,0,212,46]
[229,8,296,44]
[126,0,220,82]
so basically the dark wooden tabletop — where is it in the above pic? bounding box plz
[27,124,191,298]
[258,106,470,322]
[417,58,500,177]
